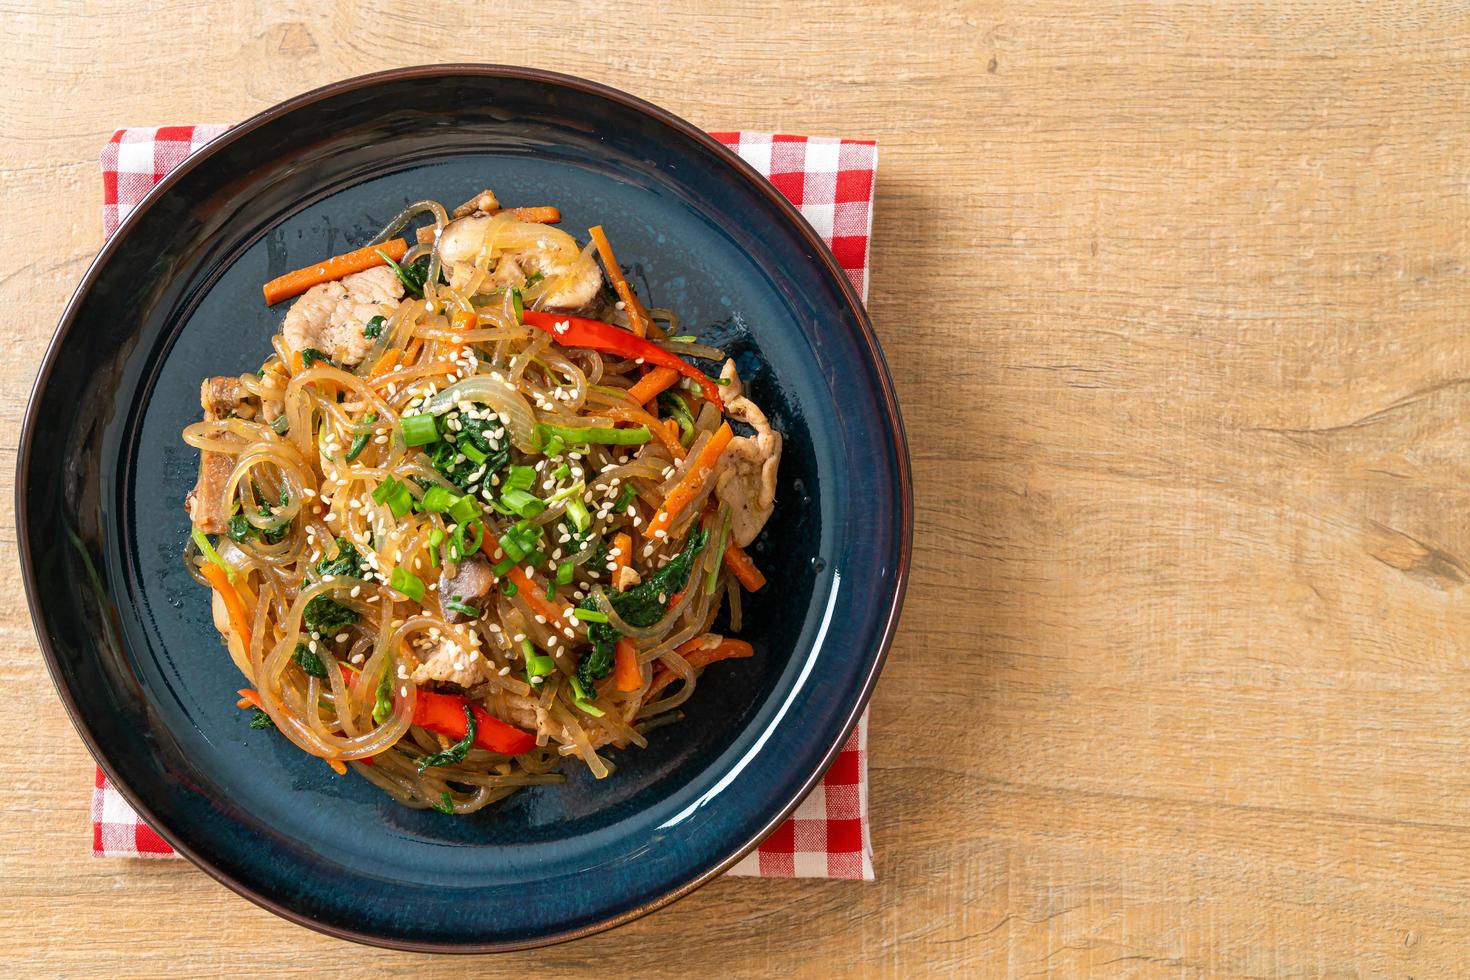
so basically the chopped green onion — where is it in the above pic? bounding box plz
[525,548,548,569]
[190,528,233,579]
[498,531,529,562]
[537,423,652,447]
[500,487,546,519]
[448,494,479,525]
[539,432,565,457]
[565,495,592,533]
[443,597,480,619]
[345,412,377,462]
[371,476,412,519]
[428,527,445,568]
[555,561,575,586]
[573,608,609,623]
[524,639,555,683]
[551,463,570,481]
[420,486,454,513]
[505,465,536,492]
[460,519,484,556]
[460,439,487,465]
[491,556,516,576]
[401,412,438,447]
[502,580,519,598]
[667,334,697,343]
[389,567,425,602]
[511,286,524,320]
[545,575,557,601]
[372,657,394,724]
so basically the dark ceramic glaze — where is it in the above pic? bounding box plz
[18,66,910,951]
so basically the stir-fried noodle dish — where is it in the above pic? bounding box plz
[182,189,781,814]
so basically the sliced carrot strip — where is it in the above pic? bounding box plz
[500,563,574,627]
[202,562,252,655]
[646,636,754,699]
[506,206,561,224]
[724,542,767,591]
[263,238,409,306]
[588,225,653,338]
[627,366,680,406]
[614,637,642,692]
[367,349,401,379]
[610,533,632,582]
[647,423,733,541]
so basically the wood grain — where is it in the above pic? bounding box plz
[2,0,1470,974]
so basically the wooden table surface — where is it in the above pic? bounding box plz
[4,1,1469,975]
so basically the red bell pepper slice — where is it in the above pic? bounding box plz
[412,688,537,756]
[521,309,724,409]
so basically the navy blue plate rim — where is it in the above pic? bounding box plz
[19,64,912,951]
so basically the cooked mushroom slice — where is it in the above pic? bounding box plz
[438,554,496,623]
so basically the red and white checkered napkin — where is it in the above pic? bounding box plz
[93,126,878,880]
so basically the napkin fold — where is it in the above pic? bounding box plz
[92,125,877,880]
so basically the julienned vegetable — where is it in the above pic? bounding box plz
[412,690,536,756]
[647,422,734,541]
[521,310,724,408]
[417,704,477,770]
[262,237,409,305]
[536,422,652,447]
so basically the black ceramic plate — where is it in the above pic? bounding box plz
[19,66,910,950]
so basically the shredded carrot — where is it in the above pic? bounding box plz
[202,562,252,655]
[326,759,348,776]
[505,206,561,224]
[610,533,632,581]
[262,237,409,306]
[588,225,652,338]
[664,418,682,444]
[724,542,767,591]
[614,637,642,692]
[403,336,425,362]
[501,563,573,625]
[647,422,733,540]
[627,366,680,406]
[367,348,401,379]
[237,688,264,711]
[447,309,475,357]
[646,636,754,699]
